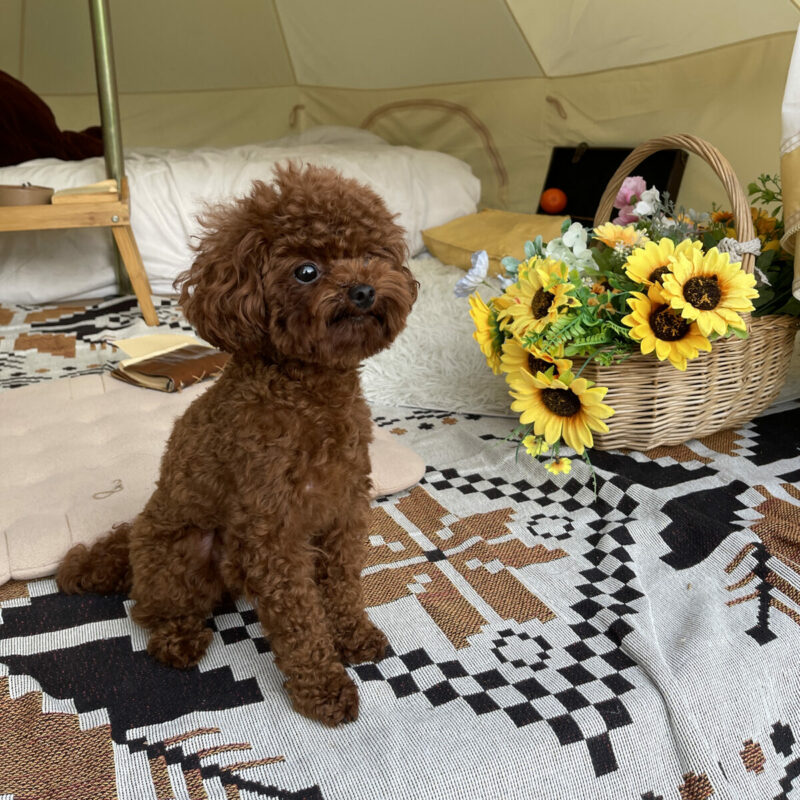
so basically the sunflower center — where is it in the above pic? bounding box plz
[528,355,554,376]
[650,306,691,341]
[541,388,581,417]
[531,288,555,319]
[683,275,721,310]
[648,266,671,285]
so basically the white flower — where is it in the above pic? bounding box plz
[544,238,564,259]
[633,186,660,217]
[454,250,489,297]
[561,222,589,256]
[545,237,595,272]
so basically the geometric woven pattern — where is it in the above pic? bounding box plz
[1,298,800,799]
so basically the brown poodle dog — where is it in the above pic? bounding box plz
[57,163,417,726]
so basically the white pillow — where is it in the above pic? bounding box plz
[0,126,479,303]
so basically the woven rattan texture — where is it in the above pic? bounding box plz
[587,134,798,450]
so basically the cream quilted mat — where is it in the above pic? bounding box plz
[0,374,424,584]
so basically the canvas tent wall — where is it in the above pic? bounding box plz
[2,0,800,214]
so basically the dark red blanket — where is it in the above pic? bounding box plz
[0,70,103,167]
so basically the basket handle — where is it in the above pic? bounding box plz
[593,134,756,276]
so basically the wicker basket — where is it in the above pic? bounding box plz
[577,134,799,452]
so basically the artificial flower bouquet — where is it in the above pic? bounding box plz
[457,173,798,476]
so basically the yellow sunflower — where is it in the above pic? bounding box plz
[515,255,560,283]
[711,209,735,226]
[593,223,646,249]
[508,369,614,455]
[751,207,777,238]
[491,288,516,316]
[500,338,572,384]
[621,284,711,370]
[545,458,572,475]
[522,435,549,457]
[497,258,579,339]
[469,293,504,374]
[660,247,758,337]
[624,238,702,287]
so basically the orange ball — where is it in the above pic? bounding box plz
[540,187,568,214]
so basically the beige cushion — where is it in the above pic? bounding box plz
[0,375,424,585]
[421,208,569,275]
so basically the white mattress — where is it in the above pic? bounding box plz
[0,126,480,303]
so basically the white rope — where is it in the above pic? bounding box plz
[717,236,761,263]
[717,237,770,284]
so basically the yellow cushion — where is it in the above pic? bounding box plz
[422,209,569,276]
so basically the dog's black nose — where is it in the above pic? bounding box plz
[349,284,376,310]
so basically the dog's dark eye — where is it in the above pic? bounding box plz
[294,262,320,284]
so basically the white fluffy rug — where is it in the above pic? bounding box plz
[361,256,513,417]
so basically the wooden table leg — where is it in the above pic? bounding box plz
[112,225,158,326]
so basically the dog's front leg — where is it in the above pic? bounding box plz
[241,533,360,726]
[314,498,389,666]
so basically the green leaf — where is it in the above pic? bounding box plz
[605,272,638,293]
[754,288,776,309]
[773,296,800,316]
[564,331,614,356]
[755,249,775,268]
[605,319,635,338]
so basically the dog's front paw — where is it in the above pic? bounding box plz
[337,618,388,665]
[147,623,213,669]
[286,666,360,726]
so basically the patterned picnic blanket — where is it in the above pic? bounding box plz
[1,298,800,800]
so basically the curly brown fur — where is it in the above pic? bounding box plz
[57,163,417,726]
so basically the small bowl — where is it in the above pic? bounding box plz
[0,184,54,206]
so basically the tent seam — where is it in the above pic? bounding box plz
[501,0,549,79]
[271,0,299,87]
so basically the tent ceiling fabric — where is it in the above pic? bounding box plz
[6,0,800,93]
[506,0,800,77]
[8,0,295,94]
[275,0,542,88]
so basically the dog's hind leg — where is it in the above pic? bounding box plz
[57,522,133,595]
[128,516,224,669]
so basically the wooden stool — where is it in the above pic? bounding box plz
[0,178,158,326]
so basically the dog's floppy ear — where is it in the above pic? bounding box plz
[175,182,276,354]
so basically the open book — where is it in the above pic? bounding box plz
[109,335,229,392]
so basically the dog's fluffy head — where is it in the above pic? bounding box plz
[177,163,417,368]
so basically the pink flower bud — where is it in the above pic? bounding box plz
[614,176,647,208]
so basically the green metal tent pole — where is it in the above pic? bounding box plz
[88,0,131,294]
